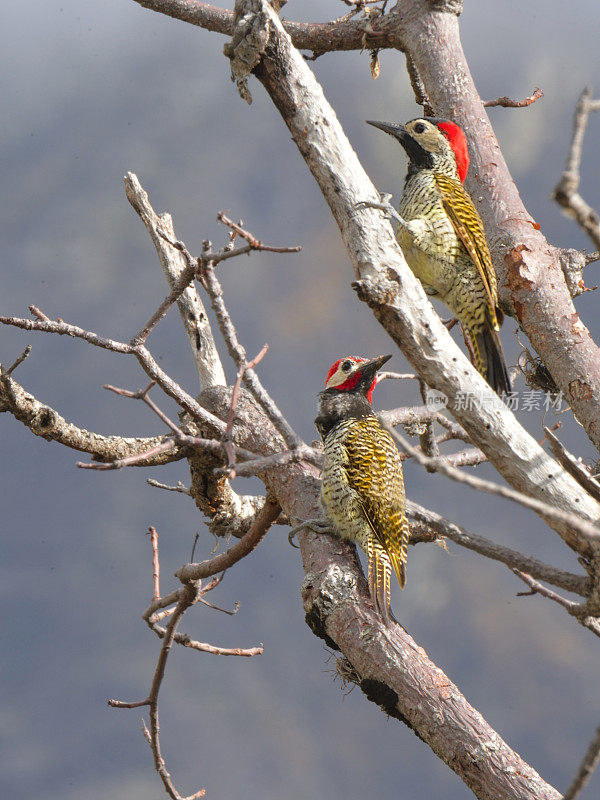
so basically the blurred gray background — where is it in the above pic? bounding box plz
[2,2,600,798]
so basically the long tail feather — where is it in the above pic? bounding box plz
[470,324,511,395]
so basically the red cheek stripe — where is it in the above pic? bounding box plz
[335,373,361,392]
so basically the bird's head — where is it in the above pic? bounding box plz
[324,354,392,403]
[366,117,470,183]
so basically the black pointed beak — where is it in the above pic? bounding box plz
[366,120,408,144]
[360,354,393,376]
[367,119,432,168]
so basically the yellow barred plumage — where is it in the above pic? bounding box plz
[367,116,511,394]
[321,415,409,623]
[433,172,500,331]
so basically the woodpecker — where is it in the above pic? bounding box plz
[365,117,511,395]
[315,354,409,625]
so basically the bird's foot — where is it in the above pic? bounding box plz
[355,193,409,230]
[288,517,332,547]
[441,316,459,331]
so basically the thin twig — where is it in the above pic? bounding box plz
[148,527,160,601]
[131,261,198,345]
[387,424,600,544]
[513,571,580,610]
[513,571,600,639]
[200,262,304,450]
[224,343,269,477]
[484,87,543,108]
[110,584,207,799]
[214,444,322,478]
[407,500,589,596]
[543,426,600,504]
[376,370,419,382]
[563,723,600,800]
[215,212,302,254]
[147,479,192,496]
[4,345,32,375]
[552,87,600,249]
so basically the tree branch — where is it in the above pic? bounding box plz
[0,369,182,465]
[552,87,600,250]
[484,87,543,108]
[200,382,561,800]
[391,1,600,443]
[124,172,226,389]
[407,500,589,596]
[228,0,600,561]
[563,723,600,800]
[0,311,227,435]
[176,495,281,582]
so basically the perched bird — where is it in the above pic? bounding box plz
[365,117,511,395]
[315,354,409,625]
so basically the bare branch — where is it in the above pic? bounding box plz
[552,88,600,250]
[563,724,600,800]
[148,619,263,657]
[513,570,582,611]
[444,446,487,467]
[0,311,227,435]
[407,500,589,596]
[513,571,600,639]
[110,584,208,800]
[215,445,322,478]
[3,344,32,375]
[130,261,198,346]
[300,537,562,800]
[200,262,304,450]
[543,426,600,504]
[176,496,281,583]
[147,479,192,496]
[77,439,179,470]
[376,370,418,381]
[148,527,161,601]
[391,424,600,547]
[132,0,400,53]
[215,211,302,254]
[124,172,226,389]
[0,370,180,465]
[223,343,269,477]
[484,87,543,108]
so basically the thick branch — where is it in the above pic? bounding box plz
[238,2,600,561]
[300,537,561,800]
[133,0,399,52]
[0,370,181,465]
[200,383,560,800]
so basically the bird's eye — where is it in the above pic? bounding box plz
[341,360,353,372]
[414,122,426,134]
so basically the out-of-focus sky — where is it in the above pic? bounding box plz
[2,2,599,799]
